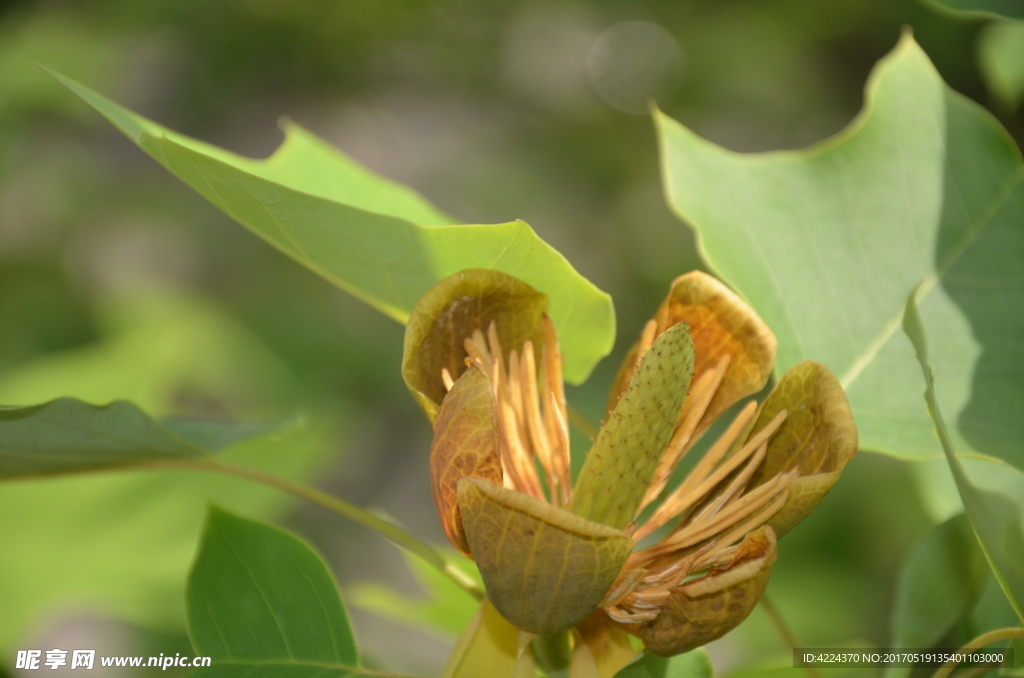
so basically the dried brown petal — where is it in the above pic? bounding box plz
[607,272,776,436]
[458,477,634,635]
[403,269,548,421]
[639,526,777,656]
[430,366,503,554]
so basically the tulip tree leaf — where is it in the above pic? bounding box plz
[187,508,410,677]
[656,34,1024,471]
[903,287,1024,624]
[613,648,714,678]
[979,21,1024,110]
[44,68,614,386]
[0,398,287,478]
[890,514,989,650]
[572,322,694,530]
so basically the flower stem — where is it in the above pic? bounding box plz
[759,594,823,678]
[152,458,485,600]
[931,627,1024,678]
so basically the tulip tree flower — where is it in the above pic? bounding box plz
[402,269,858,677]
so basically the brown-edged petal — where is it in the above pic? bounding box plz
[745,361,858,537]
[403,269,548,421]
[639,525,777,656]
[458,477,634,635]
[431,366,503,554]
[607,271,776,435]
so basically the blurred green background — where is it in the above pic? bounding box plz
[1,0,1022,676]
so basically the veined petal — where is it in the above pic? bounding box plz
[745,361,858,537]
[569,612,639,678]
[431,366,503,554]
[638,526,777,657]
[458,477,634,635]
[607,271,776,434]
[403,269,548,421]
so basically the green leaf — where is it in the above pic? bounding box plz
[0,399,290,478]
[890,514,990,649]
[0,292,334,653]
[921,0,1024,19]
[187,507,397,678]
[612,648,713,678]
[347,549,481,639]
[979,21,1024,110]
[43,68,614,386]
[656,33,1024,471]
[902,286,1024,624]
[571,322,694,529]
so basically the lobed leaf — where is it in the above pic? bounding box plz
[458,477,634,635]
[902,287,1024,624]
[404,269,547,420]
[45,68,614,387]
[746,361,858,537]
[572,323,695,530]
[656,34,1024,471]
[639,526,777,657]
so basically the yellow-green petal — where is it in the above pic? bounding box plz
[441,599,535,678]
[639,526,777,656]
[572,323,694,530]
[746,361,858,537]
[458,477,634,635]
[403,269,547,421]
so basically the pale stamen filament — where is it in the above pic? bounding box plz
[541,316,572,502]
[634,401,760,540]
[441,368,455,392]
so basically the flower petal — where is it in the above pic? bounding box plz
[458,477,634,635]
[570,612,639,678]
[403,269,548,421]
[607,271,776,434]
[431,366,503,554]
[441,599,535,678]
[746,361,858,537]
[571,322,695,529]
[638,525,777,656]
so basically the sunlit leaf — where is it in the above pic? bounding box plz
[656,34,1024,471]
[890,514,989,649]
[612,647,713,678]
[188,507,410,677]
[44,68,615,386]
[903,287,1024,624]
[458,477,633,635]
[572,323,694,530]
